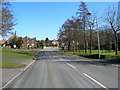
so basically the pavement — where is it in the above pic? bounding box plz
[2,57,34,87]
[2,47,119,89]
[2,57,33,65]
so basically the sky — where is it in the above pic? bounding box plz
[10,2,118,40]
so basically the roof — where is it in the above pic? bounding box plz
[0,40,7,44]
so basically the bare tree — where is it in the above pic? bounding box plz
[87,13,95,54]
[1,1,16,37]
[105,6,120,55]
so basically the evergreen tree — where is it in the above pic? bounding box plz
[76,2,90,53]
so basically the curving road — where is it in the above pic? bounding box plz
[3,48,119,89]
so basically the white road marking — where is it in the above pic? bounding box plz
[1,60,35,89]
[66,63,76,69]
[59,58,109,89]
[59,59,76,69]
[83,73,109,90]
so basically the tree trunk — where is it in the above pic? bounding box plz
[68,41,71,51]
[90,27,92,54]
[114,32,118,55]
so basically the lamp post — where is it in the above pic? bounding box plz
[83,12,91,53]
[87,12,100,59]
[87,12,92,54]
[96,15,101,59]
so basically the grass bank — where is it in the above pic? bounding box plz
[2,47,36,60]
[0,60,25,68]
[60,50,120,61]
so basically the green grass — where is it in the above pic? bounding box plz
[0,60,25,68]
[76,50,120,55]
[2,47,36,59]
[60,50,120,61]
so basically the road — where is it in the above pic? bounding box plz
[3,48,119,89]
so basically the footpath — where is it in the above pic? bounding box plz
[1,57,34,87]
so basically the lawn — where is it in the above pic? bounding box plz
[2,47,36,60]
[60,50,120,61]
[72,50,120,55]
[0,60,25,68]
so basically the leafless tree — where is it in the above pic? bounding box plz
[1,1,16,38]
[87,13,96,54]
[105,6,120,55]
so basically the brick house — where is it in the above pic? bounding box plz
[22,36,37,49]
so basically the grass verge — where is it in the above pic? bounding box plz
[0,60,26,68]
[2,47,36,60]
[59,50,120,61]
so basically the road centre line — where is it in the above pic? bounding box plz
[59,58,109,89]
[66,63,76,69]
[83,73,109,90]
[59,59,76,69]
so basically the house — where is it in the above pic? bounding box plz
[52,40,59,46]
[22,36,37,49]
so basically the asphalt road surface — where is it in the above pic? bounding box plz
[4,48,119,89]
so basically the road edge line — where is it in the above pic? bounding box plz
[1,60,35,89]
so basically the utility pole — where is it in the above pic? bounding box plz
[96,15,101,59]
[83,15,87,53]
[84,13,90,53]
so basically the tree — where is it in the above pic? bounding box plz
[58,2,91,51]
[58,2,120,55]
[45,37,49,47]
[40,40,44,49]
[76,2,90,53]
[58,18,79,51]
[105,6,120,55]
[16,37,24,49]
[87,13,95,54]
[1,1,16,37]
[8,35,18,48]
[99,26,113,51]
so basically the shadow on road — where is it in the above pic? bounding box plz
[64,60,120,66]
[35,51,120,66]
